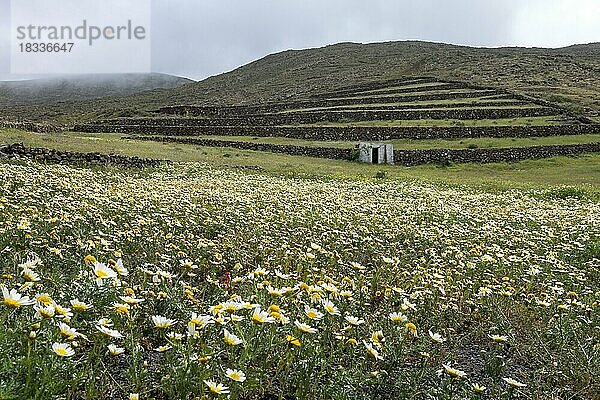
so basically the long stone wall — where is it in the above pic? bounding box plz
[124,135,600,166]
[0,143,166,168]
[0,120,64,133]
[77,124,600,141]
[394,143,600,166]
[277,100,530,112]
[126,136,354,160]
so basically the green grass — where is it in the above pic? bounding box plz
[0,129,207,162]
[2,129,600,196]
[300,116,565,128]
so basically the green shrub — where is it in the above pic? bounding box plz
[374,170,387,179]
[349,148,360,161]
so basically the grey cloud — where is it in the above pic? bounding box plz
[149,0,522,80]
[1,0,599,81]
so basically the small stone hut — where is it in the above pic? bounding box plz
[358,143,394,164]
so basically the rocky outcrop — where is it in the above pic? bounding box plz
[0,143,167,168]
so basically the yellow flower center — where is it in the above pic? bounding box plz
[252,315,265,323]
[4,298,20,308]
[268,304,280,313]
[37,295,52,306]
[55,348,68,356]
[115,305,129,315]
[96,270,108,279]
[40,309,53,317]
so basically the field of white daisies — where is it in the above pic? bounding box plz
[0,160,598,400]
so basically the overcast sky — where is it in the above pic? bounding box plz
[0,0,599,81]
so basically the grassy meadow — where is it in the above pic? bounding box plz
[1,128,600,192]
[0,129,599,399]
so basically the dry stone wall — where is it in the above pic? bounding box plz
[127,136,354,160]
[0,143,166,168]
[77,124,600,141]
[0,120,64,133]
[394,143,600,166]
[125,135,600,166]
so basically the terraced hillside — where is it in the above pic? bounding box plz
[75,77,600,165]
[4,41,600,125]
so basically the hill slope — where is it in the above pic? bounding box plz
[1,41,600,124]
[164,41,600,115]
[0,73,193,106]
